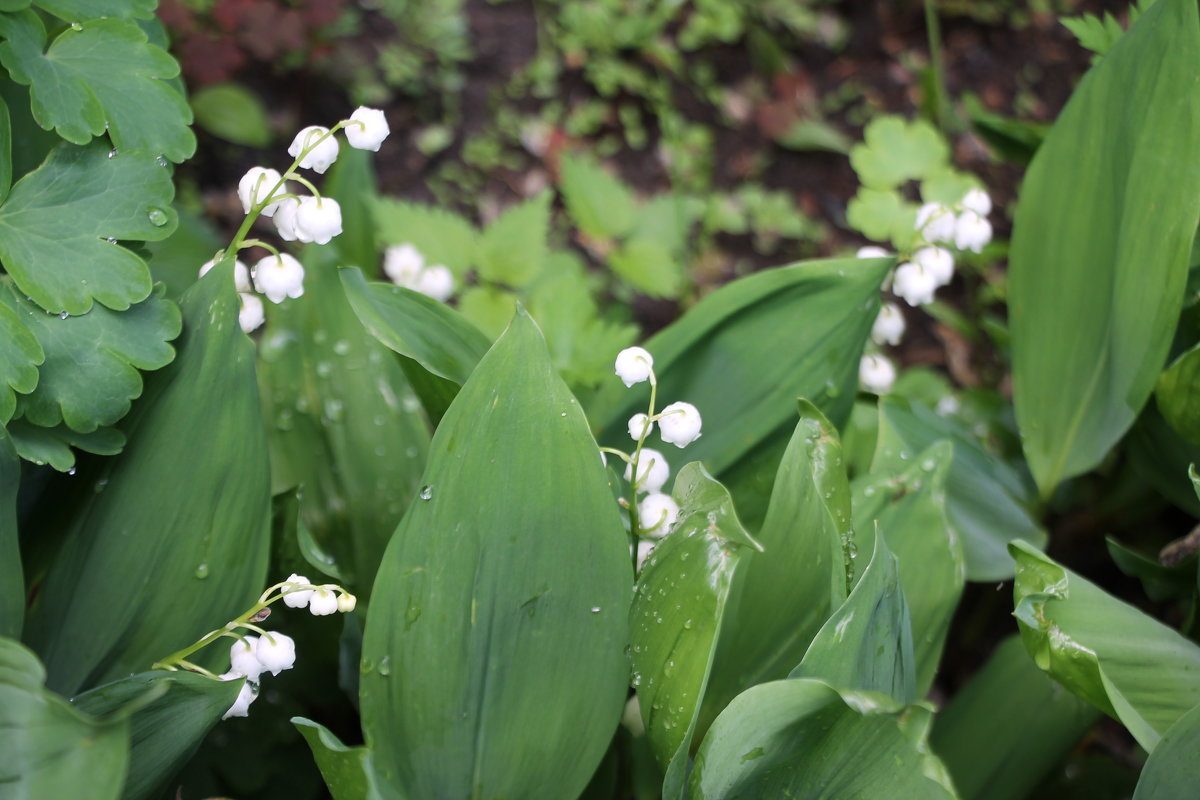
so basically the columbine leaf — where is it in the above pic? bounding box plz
[0,93,11,204]
[845,187,917,250]
[7,418,124,471]
[849,115,949,190]
[0,141,178,314]
[0,12,193,161]
[0,428,21,639]
[32,0,157,19]
[475,191,551,287]
[0,295,43,424]
[3,282,179,433]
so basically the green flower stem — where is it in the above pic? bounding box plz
[628,368,660,540]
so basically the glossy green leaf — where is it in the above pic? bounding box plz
[189,83,271,147]
[852,441,964,695]
[849,115,949,190]
[698,404,850,735]
[293,717,382,800]
[3,281,180,433]
[0,141,178,315]
[931,636,1100,800]
[325,144,379,277]
[0,291,43,424]
[875,397,1045,581]
[559,153,636,241]
[1126,406,1200,516]
[258,254,428,598]
[361,311,631,799]
[0,12,193,161]
[0,427,21,639]
[7,418,124,471]
[22,262,271,695]
[372,198,476,276]
[589,257,892,478]
[1155,342,1200,446]
[1009,0,1200,495]
[32,0,156,18]
[476,191,550,287]
[0,637,129,798]
[1011,539,1200,752]
[688,679,956,799]
[608,238,682,299]
[793,534,916,703]
[629,463,761,795]
[73,670,241,800]
[1132,701,1200,800]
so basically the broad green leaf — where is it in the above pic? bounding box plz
[608,237,682,298]
[589,257,892,479]
[0,93,10,203]
[559,152,636,240]
[258,254,429,598]
[7,418,124,471]
[73,670,241,800]
[698,405,850,736]
[1009,0,1200,495]
[1155,341,1200,446]
[189,83,271,147]
[475,191,550,287]
[0,12,194,161]
[688,679,956,799]
[1126,406,1200,516]
[0,637,129,798]
[372,198,477,276]
[793,534,916,704]
[629,463,762,796]
[1011,539,1200,752]
[849,115,949,190]
[1132,701,1200,800]
[33,0,157,18]
[0,428,21,639]
[0,292,43,423]
[361,311,631,799]
[325,144,379,276]
[852,442,964,695]
[931,636,1100,800]
[458,284,518,338]
[144,207,224,301]
[0,142,178,315]
[22,261,271,695]
[294,716,383,800]
[0,0,31,9]
[1107,537,1196,603]
[3,281,180,433]
[875,397,1045,581]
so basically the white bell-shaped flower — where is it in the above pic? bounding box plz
[892,262,938,307]
[859,354,897,395]
[621,695,645,737]
[624,447,669,494]
[272,197,302,242]
[635,539,657,572]
[281,573,314,609]
[915,202,956,244]
[615,347,653,387]
[337,593,357,613]
[638,492,679,537]
[871,302,906,346]
[294,196,343,245]
[657,401,702,448]
[220,673,258,720]
[913,246,955,287]
[344,106,390,152]
[253,253,305,304]
[961,187,992,216]
[199,257,252,293]
[238,292,264,334]
[954,211,992,253]
[308,587,339,616]
[255,632,296,675]
[237,167,287,216]
[384,243,425,284]
[628,413,652,441]
[228,636,264,681]
[855,245,891,259]
[288,126,339,173]
[414,265,455,302]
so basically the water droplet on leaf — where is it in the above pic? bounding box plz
[147,207,169,226]
[194,563,210,579]
[419,485,433,500]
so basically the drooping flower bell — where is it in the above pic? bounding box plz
[859,354,897,395]
[625,447,669,494]
[344,106,390,152]
[615,347,654,387]
[288,126,339,174]
[638,492,679,535]
[253,253,305,304]
[238,292,265,334]
[915,202,956,244]
[237,167,287,216]
[892,262,937,307]
[294,196,343,245]
[657,401,702,448]
[255,632,297,676]
[871,302,906,346]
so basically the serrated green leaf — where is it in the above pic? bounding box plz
[33,0,156,18]
[688,679,956,799]
[628,194,691,256]
[0,12,193,161]
[73,671,241,800]
[1156,341,1200,446]
[458,284,518,338]
[608,237,682,298]
[849,115,949,190]
[476,191,551,287]
[3,282,179,433]
[7,418,124,471]
[372,198,477,276]
[1062,12,1125,56]
[22,262,271,695]
[846,187,918,248]
[189,82,271,147]
[559,152,636,240]
[0,141,178,314]
[0,428,21,639]
[0,292,43,423]
[1010,0,1200,495]
[361,310,631,799]
[1011,540,1200,752]
[293,717,383,800]
[0,637,129,799]
[1133,700,1200,799]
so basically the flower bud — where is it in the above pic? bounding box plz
[414,265,455,302]
[337,593,357,613]
[627,413,652,441]
[199,257,251,293]
[229,636,264,680]
[308,587,338,616]
[255,632,296,675]
[638,492,679,537]
[238,292,264,334]
[657,401,702,448]
[615,347,653,387]
[954,211,992,253]
[281,573,314,609]
[624,448,669,494]
[892,262,937,307]
[344,106,390,152]
[253,253,305,304]
[384,243,425,284]
[870,302,905,346]
[859,354,897,395]
[237,167,287,216]
[913,246,954,287]
[220,673,258,720]
[294,196,343,245]
[288,126,339,173]
[915,202,956,243]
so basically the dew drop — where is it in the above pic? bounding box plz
[107,148,118,158]
[590,606,601,614]
[67,467,77,476]
[194,563,210,579]
[332,339,351,355]
[58,311,68,320]
[93,479,108,494]
[70,21,82,30]
[105,237,117,244]
[419,485,434,500]
[378,656,392,676]
[155,155,168,167]
[147,207,169,227]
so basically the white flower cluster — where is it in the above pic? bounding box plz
[221,573,356,720]
[383,243,456,302]
[200,107,391,334]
